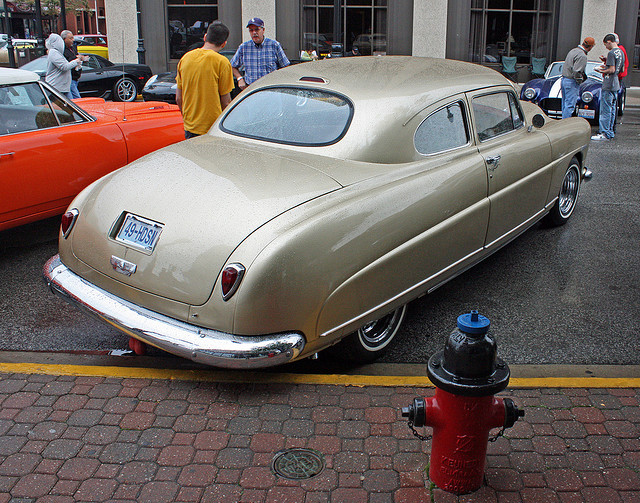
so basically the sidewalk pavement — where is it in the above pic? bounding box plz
[1,367,639,502]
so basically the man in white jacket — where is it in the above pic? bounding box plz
[45,33,82,99]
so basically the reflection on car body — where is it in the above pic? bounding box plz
[0,68,185,231]
[44,57,590,369]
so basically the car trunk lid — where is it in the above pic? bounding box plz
[69,135,341,306]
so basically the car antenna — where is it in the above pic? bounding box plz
[122,31,127,121]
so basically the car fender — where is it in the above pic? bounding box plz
[537,117,590,203]
[208,152,489,349]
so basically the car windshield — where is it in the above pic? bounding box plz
[546,61,602,81]
[221,87,353,146]
[20,57,46,73]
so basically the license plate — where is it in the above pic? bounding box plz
[578,109,595,119]
[115,213,163,253]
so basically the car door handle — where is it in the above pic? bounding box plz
[485,155,501,171]
[0,152,15,159]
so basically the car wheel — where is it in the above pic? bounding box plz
[337,304,407,363]
[546,157,581,226]
[113,77,137,102]
[618,89,626,116]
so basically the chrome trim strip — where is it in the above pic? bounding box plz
[320,247,485,337]
[545,196,558,210]
[484,206,547,250]
[43,255,305,369]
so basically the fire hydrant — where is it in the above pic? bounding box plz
[402,310,524,494]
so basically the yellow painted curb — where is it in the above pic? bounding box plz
[0,362,639,388]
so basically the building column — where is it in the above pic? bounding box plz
[581,0,617,61]
[412,0,448,58]
[241,0,276,43]
[104,0,139,63]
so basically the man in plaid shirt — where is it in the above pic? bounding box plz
[231,17,290,89]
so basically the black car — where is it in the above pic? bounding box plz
[142,48,240,104]
[20,54,152,102]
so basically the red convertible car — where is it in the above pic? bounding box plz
[0,68,185,231]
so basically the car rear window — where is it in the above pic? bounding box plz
[221,87,353,146]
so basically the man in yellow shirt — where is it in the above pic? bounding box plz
[176,21,234,138]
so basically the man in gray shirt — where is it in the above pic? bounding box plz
[591,33,625,140]
[561,37,594,119]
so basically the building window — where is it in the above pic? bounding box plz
[470,0,556,65]
[168,0,218,60]
[302,1,387,58]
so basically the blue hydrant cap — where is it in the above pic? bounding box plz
[457,310,490,335]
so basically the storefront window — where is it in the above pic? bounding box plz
[302,1,387,58]
[470,0,555,65]
[168,0,218,60]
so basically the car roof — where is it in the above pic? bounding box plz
[256,56,509,102]
[0,67,41,85]
[222,57,514,165]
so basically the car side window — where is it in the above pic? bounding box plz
[43,86,84,124]
[0,82,58,134]
[414,101,469,155]
[508,93,524,129]
[472,92,521,141]
[82,56,100,70]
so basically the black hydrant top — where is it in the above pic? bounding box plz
[427,310,510,397]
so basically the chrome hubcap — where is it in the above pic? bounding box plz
[559,164,580,217]
[358,305,406,350]
[118,80,136,101]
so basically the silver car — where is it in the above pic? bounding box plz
[45,56,590,369]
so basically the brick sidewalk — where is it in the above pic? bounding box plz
[1,372,639,502]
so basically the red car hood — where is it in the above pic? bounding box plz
[75,98,179,120]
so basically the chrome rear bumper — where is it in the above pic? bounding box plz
[43,255,306,369]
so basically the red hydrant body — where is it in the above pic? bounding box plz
[402,311,523,494]
[423,389,509,493]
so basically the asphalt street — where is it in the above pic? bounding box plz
[0,101,638,370]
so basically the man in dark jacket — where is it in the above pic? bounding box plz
[62,30,84,99]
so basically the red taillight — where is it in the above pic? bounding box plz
[61,209,79,238]
[299,76,327,83]
[221,263,245,301]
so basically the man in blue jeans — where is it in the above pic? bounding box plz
[560,37,595,119]
[591,34,625,141]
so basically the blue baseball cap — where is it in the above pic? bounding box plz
[246,17,264,28]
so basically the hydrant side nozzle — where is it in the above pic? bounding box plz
[402,397,427,427]
[503,398,525,428]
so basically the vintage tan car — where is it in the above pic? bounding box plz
[44,56,590,369]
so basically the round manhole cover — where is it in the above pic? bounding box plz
[271,448,325,480]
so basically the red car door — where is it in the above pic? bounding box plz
[0,80,127,230]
